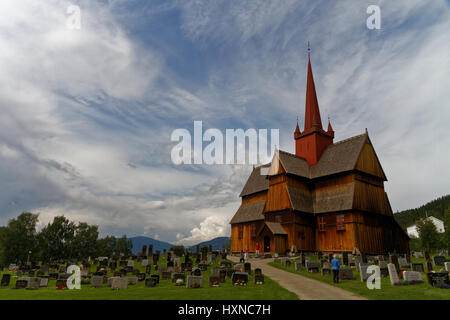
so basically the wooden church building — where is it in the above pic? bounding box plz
[230,54,409,255]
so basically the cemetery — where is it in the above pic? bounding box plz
[270,251,450,300]
[0,247,296,300]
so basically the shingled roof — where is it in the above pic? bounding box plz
[310,133,368,178]
[260,222,288,235]
[229,200,265,224]
[239,165,269,197]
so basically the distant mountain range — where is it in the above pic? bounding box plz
[129,236,230,254]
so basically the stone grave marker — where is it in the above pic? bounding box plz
[187,275,203,288]
[40,277,49,287]
[150,274,160,284]
[398,257,410,269]
[127,260,134,268]
[388,263,400,285]
[137,273,146,281]
[231,272,249,286]
[107,276,119,287]
[359,264,371,282]
[254,273,264,285]
[339,268,355,280]
[1,274,11,287]
[295,261,303,271]
[402,271,423,283]
[112,277,128,290]
[445,262,450,272]
[91,275,103,288]
[55,279,67,289]
[389,254,400,274]
[26,277,40,289]
[141,259,149,267]
[305,261,320,273]
[414,251,424,259]
[432,256,446,267]
[14,279,28,289]
[426,272,450,288]
[172,273,186,283]
[211,267,220,278]
[411,263,425,273]
[244,262,251,274]
[378,260,389,277]
[174,258,181,267]
[191,268,202,277]
[145,278,157,287]
[209,276,220,286]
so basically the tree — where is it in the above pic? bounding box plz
[39,216,76,262]
[416,218,440,252]
[71,222,99,260]
[95,235,117,257]
[115,235,132,255]
[0,212,39,265]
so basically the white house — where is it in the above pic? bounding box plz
[407,216,446,238]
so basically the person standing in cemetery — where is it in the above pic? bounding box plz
[244,247,249,261]
[255,242,260,256]
[240,250,245,263]
[331,254,341,284]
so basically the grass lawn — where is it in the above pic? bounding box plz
[269,256,450,300]
[0,258,297,300]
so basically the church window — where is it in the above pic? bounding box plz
[319,216,326,232]
[336,214,345,231]
[275,215,282,223]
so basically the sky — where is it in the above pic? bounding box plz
[0,0,449,245]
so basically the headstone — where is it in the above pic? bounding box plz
[141,259,149,267]
[150,275,160,284]
[40,277,49,287]
[145,278,157,287]
[172,273,185,283]
[55,279,67,289]
[402,271,423,283]
[187,275,203,288]
[411,263,425,273]
[426,272,450,288]
[1,274,11,287]
[92,275,103,288]
[389,254,400,274]
[432,256,446,266]
[338,268,354,280]
[209,276,220,286]
[26,277,40,289]
[244,262,251,274]
[295,262,303,271]
[254,274,264,284]
[127,260,134,268]
[233,263,244,272]
[231,272,249,285]
[388,263,400,285]
[211,267,220,278]
[191,268,202,277]
[111,277,128,290]
[305,261,320,273]
[398,257,410,269]
[414,251,424,259]
[137,273,146,281]
[14,279,28,289]
[445,262,450,272]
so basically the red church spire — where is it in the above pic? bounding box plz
[304,55,323,131]
[294,45,334,166]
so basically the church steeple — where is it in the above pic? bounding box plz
[294,46,334,166]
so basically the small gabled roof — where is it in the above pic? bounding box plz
[259,222,288,235]
[286,186,314,213]
[229,200,265,224]
[278,151,309,178]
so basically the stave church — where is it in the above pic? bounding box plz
[229,53,410,255]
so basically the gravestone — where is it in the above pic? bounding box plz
[150,274,160,284]
[92,275,103,288]
[192,268,202,277]
[127,260,134,268]
[209,276,220,286]
[107,276,119,287]
[244,262,251,274]
[414,251,424,259]
[27,277,41,289]
[426,272,450,288]
[137,273,146,281]
[402,271,423,283]
[174,258,181,267]
[433,256,446,267]
[232,272,249,285]
[379,260,389,277]
[40,277,49,287]
[254,274,264,284]
[161,272,171,280]
[112,277,128,290]
[187,275,203,288]
[145,278,157,287]
[172,273,186,283]
[389,254,400,274]
[128,276,138,285]
[445,262,450,272]
[339,268,355,280]
[305,261,320,273]
[14,279,28,289]
[141,259,149,267]
[211,267,220,278]
[388,263,400,285]
[220,261,232,269]
[295,262,303,271]
[411,263,425,273]
[55,279,67,289]
[233,263,244,272]
[1,274,10,287]
[398,257,410,269]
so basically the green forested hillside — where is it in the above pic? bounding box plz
[394,195,450,229]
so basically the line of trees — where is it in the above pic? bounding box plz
[0,212,133,265]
